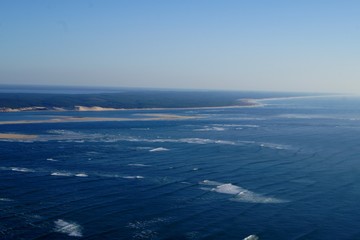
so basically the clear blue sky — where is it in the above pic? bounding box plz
[1,0,360,93]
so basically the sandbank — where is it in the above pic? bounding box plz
[0,114,198,125]
[0,133,38,139]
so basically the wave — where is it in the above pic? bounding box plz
[51,172,88,177]
[277,114,332,119]
[243,235,259,240]
[46,158,58,161]
[51,172,73,177]
[47,129,81,135]
[213,124,260,128]
[149,147,169,152]
[8,167,35,173]
[200,180,288,204]
[54,219,83,237]
[0,166,147,181]
[194,126,226,131]
[0,197,13,202]
[258,142,291,150]
[128,163,150,167]
[127,217,172,239]
[75,173,88,177]
[11,131,291,152]
[123,175,144,179]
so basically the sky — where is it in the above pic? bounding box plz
[1,0,360,93]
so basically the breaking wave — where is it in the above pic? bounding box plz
[200,180,288,204]
[51,172,73,177]
[243,235,259,240]
[123,175,144,179]
[51,172,88,177]
[194,126,226,131]
[11,167,35,172]
[0,167,36,173]
[0,197,13,202]
[149,147,169,152]
[46,158,58,161]
[54,219,83,237]
[128,163,150,167]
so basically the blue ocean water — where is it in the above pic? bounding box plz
[1,96,360,239]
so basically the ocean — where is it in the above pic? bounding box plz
[1,95,360,239]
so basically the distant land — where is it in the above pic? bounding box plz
[0,85,327,112]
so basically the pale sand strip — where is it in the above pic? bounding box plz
[0,114,198,125]
[0,133,38,139]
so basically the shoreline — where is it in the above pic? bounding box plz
[0,99,262,113]
[0,94,344,113]
[0,114,199,125]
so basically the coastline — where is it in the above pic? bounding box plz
[0,99,262,113]
[0,114,199,125]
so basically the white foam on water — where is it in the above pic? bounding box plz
[46,158,58,162]
[213,124,259,128]
[200,180,224,186]
[127,217,171,229]
[47,130,80,135]
[123,175,144,179]
[200,180,288,204]
[54,219,83,237]
[149,147,169,152]
[0,197,13,202]
[192,168,199,171]
[213,183,244,195]
[258,142,291,150]
[244,235,259,240]
[277,114,331,119]
[128,137,237,146]
[176,138,236,145]
[75,173,88,177]
[128,163,150,167]
[194,126,226,131]
[51,172,73,177]
[10,167,34,173]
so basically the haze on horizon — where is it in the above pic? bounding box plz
[1,0,360,94]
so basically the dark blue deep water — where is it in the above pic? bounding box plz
[1,96,360,239]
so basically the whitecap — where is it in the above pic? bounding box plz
[10,167,34,172]
[213,124,259,128]
[149,147,169,152]
[123,175,144,179]
[75,173,88,177]
[200,180,288,204]
[0,197,13,202]
[259,142,290,150]
[51,172,73,177]
[244,235,259,240]
[54,219,83,237]
[46,158,58,162]
[47,130,79,135]
[194,126,226,131]
[200,180,224,186]
[128,163,150,167]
